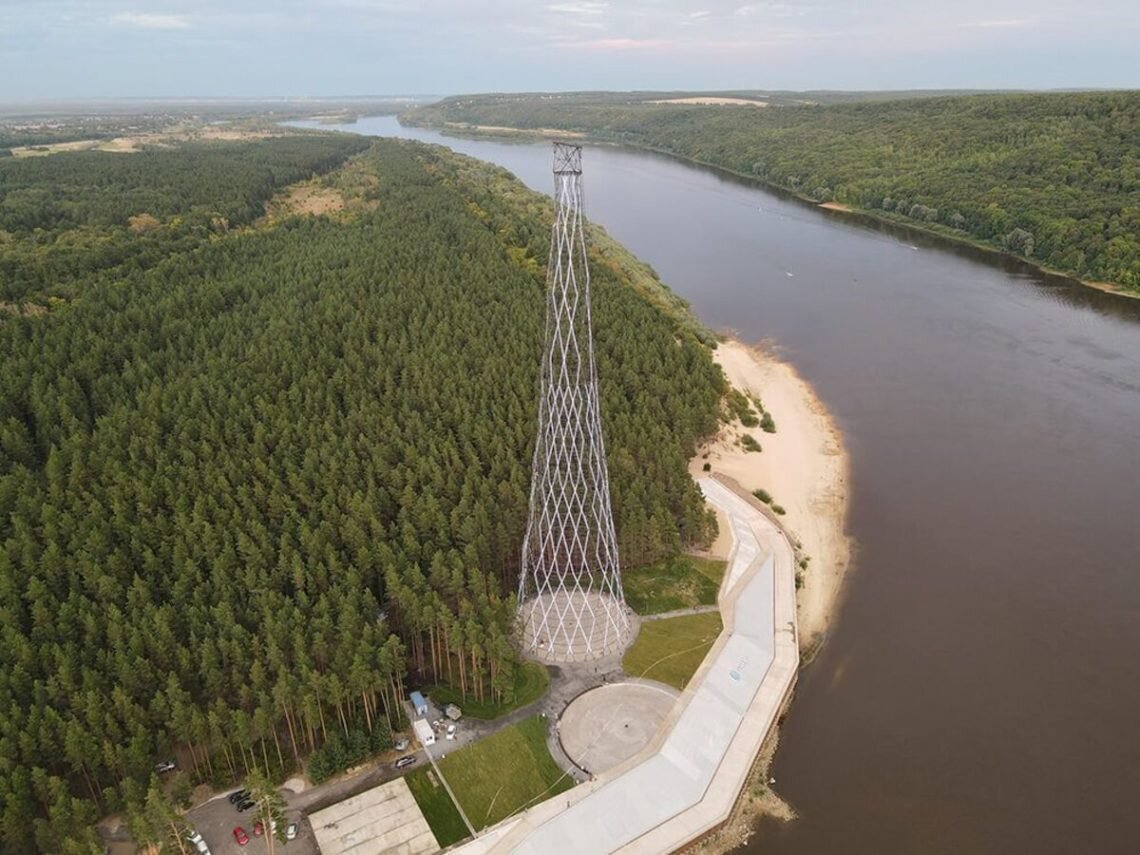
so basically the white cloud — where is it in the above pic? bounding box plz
[547,2,608,15]
[112,12,191,30]
[555,37,671,50]
[735,2,806,17]
[961,18,1030,28]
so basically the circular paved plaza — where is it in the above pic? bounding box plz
[559,681,679,775]
[519,591,632,663]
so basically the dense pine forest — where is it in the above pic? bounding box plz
[0,135,371,305]
[404,90,1140,292]
[0,136,724,850]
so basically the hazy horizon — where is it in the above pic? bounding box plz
[2,1,1138,102]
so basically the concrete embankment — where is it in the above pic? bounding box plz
[454,474,799,854]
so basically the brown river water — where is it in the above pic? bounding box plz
[296,117,1140,854]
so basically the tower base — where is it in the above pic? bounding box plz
[519,591,633,663]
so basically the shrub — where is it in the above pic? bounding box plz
[771,504,786,515]
[741,434,762,453]
[752,488,773,504]
[724,388,758,426]
[760,412,776,433]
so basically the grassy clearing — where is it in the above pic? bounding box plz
[405,766,469,848]
[424,661,549,720]
[438,714,573,829]
[623,555,727,615]
[623,611,723,691]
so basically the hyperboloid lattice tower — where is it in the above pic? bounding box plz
[518,143,631,663]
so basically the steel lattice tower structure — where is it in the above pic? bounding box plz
[518,143,632,663]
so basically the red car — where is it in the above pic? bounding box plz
[233,826,249,846]
[253,819,276,836]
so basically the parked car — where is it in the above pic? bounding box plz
[185,830,210,855]
[253,819,276,836]
[154,760,176,774]
[236,798,255,812]
[233,826,249,846]
[285,822,298,840]
[446,723,456,740]
[228,789,250,805]
[395,755,416,769]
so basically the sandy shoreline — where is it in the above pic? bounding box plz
[691,338,852,655]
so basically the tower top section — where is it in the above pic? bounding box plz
[553,142,582,175]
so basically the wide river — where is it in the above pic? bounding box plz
[293,116,1140,854]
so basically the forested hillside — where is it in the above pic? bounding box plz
[0,135,370,305]
[0,136,723,850]
[404,91,1140,292]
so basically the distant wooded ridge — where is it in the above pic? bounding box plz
[403,89,1140,293]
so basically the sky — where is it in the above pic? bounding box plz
[1,0,1138,101]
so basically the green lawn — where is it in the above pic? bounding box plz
[405,766,470,848]
[622,611,723,690]
[424,660,550,720]
[622,554,726,615]
[437,714,573,829]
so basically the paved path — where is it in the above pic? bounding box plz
[456,475,800,854]
[640,604,720,622]
[425,746,477,838]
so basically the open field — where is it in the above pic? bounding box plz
[424,661,549,720]
[647,97,767,106]
[622,555,726,615]
[5,123,282,157]
[622,611,723,690]
[405,767,470,848]
[437,715,572,829]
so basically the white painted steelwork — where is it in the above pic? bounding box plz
[518,143,631,663]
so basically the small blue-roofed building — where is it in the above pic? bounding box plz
[409,691,428,718]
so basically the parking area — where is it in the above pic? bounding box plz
[186,792,317,855]
[179,709,467,855]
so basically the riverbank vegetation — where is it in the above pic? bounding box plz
[0,134,724,850]
[404,90,1140,293]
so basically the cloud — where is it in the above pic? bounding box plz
[960,18,1031,28]
[556,37,672,50]
[112,12,191,30]
[547,2,608,14]
[735,2,806,17]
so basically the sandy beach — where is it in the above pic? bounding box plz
[692,339,851,654]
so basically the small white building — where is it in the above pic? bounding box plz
[413,717,435,747]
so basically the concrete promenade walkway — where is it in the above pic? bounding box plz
[455,475,800,854]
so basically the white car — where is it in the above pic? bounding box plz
[285,822,298,840]
[446,724,456,740]
[186,830,210,855]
